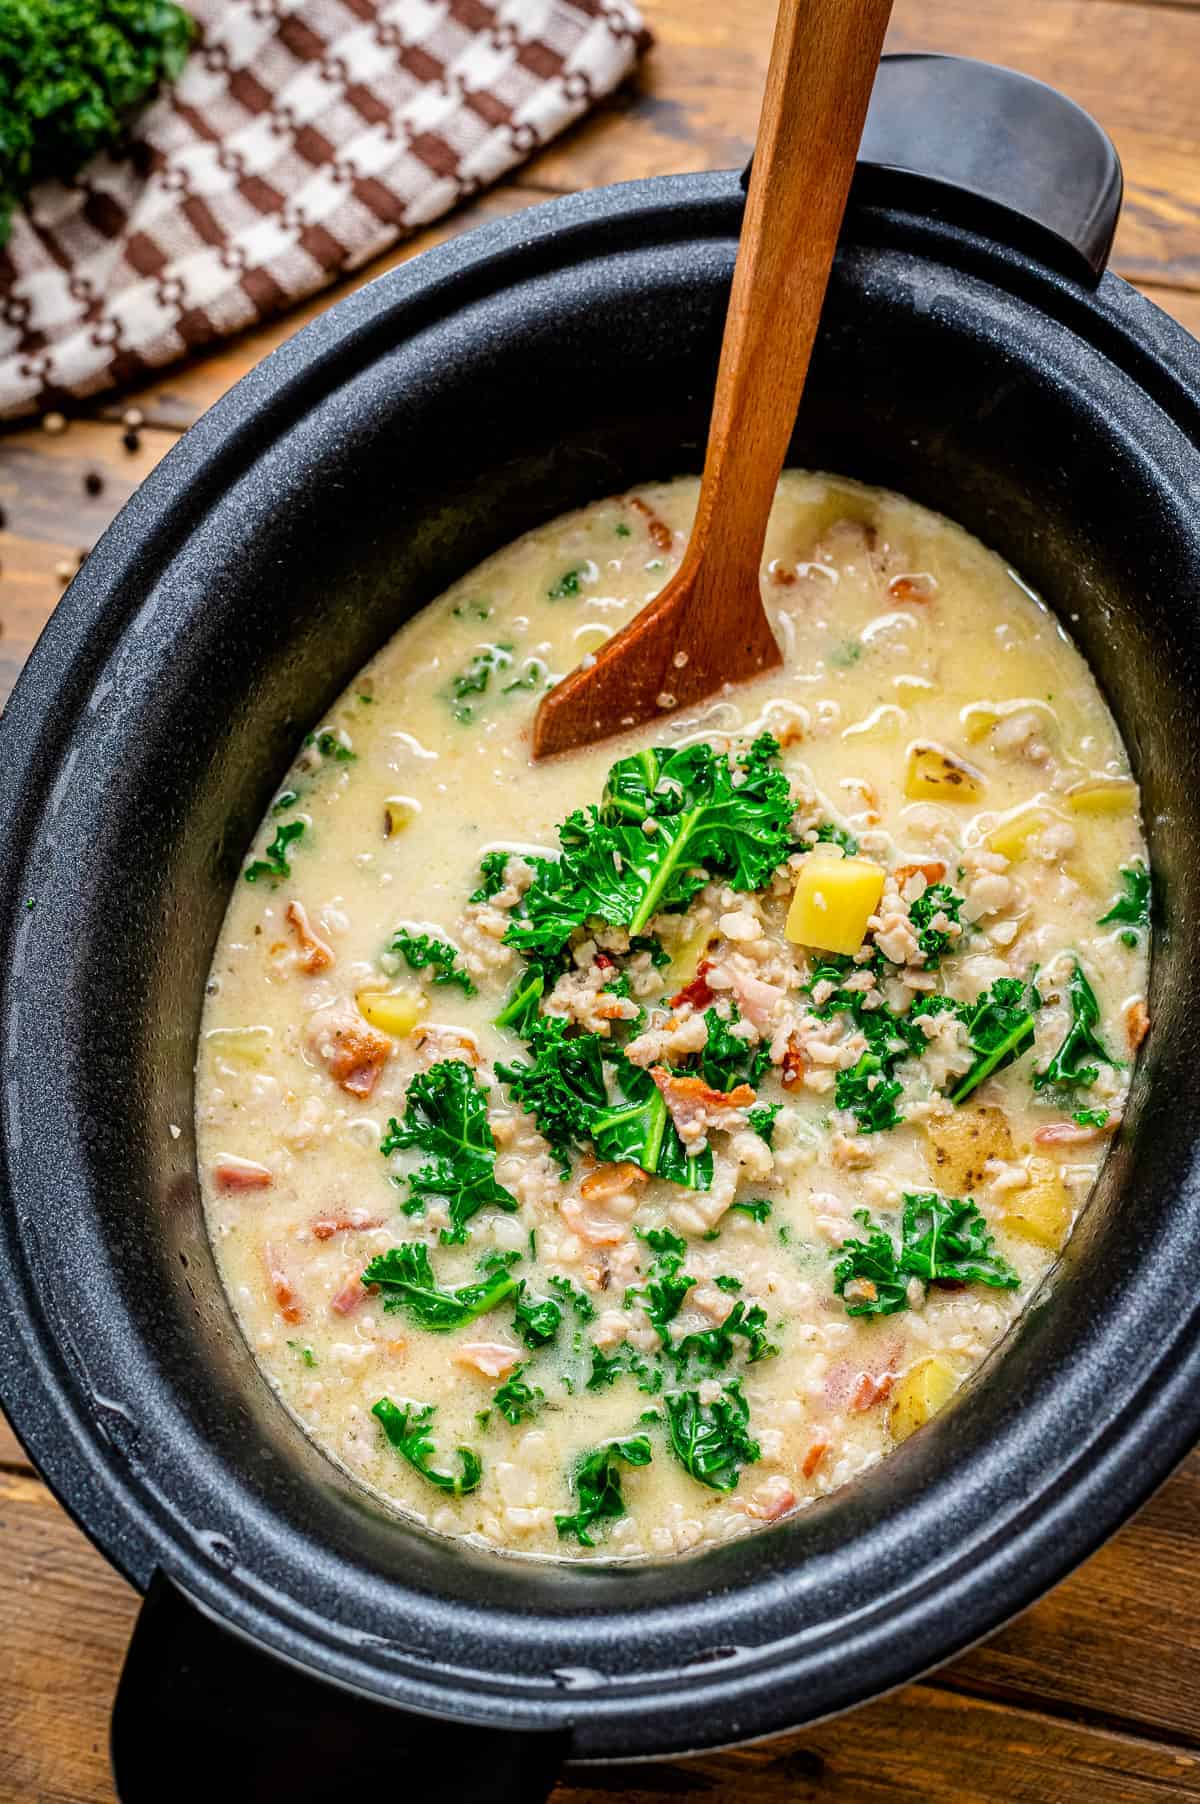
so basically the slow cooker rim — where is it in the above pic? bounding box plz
[2,167,1200,1759]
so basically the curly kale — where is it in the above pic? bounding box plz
[1033,960,1120,1094]
[362,1241,520,1331]
[906,882,965,968]
[555,1435,653,1546]
[380,1059,518,1243]
[495,1015,607,1175]
[833,1194,1019,1318]
[1098,860,1151,947]
[373,1397,482,1497]
[0,0,194,244]
[664,1380,759,1492]
[389,929,476,996]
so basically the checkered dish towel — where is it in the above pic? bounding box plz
[0,0,647,420]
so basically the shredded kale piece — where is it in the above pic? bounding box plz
[313,729,355,763]
[833,1194,1019,1317]
[494,968,545,1036]
[380,1059,518,1243]
[1034,960,1120,1094]
[0,0,195,245]
[836,1051,904,1134]
[730,1198,772,1223]
[813,820,859,856]
[373,1397,482,1496]
[625,1227,694,1348]
[505,736,793,961]
[363,1241,520,1330]
[591,1052,714,1191]
[906,882,965,968]
[449,644,513,721]
[389,929,476,996]
[555,1435,653,1545]
[286,1340,316,1368]
[511,1282,562,1350]
[936,977,1037,1104]
[671,1300,779,1377]
[700,1005,770,1092]
[496,1016,607,1175]
[715,1274,743,1293]
[1098,861,1151,946]
[244,819,304,885]
[747,1102,781,1145]
[806,961,925,1133]
[664,1381,759,1492]
[1074,1106,1110,1128]
[586,1343,660,1393]
[548,1274,597,1322]
[470,850,511,904]
[548,567,585,600]
[491,1366,544,1425]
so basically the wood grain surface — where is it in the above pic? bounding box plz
[3,0,1200,1798]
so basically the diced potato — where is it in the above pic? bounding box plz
[1002,1157,1073,1251]
[205,1025,272,1067]
[1065,779,1137,817]
[962,705,1000,745]
[924,1106,1014,1195]
[905,741,984,803]
[383,796,419,837]
[356,988,428,1037]
[986,807,1051,862]
[786,854,886,957]
[891,1357,959,1443]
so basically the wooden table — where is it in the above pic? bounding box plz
[4,1,1200,1797]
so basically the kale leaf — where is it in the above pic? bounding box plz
[380,1059,518,1243]
[835,1051,904,1134]
[671,1300,779,1377]
[906,882,965,967]
[511,1282,563,1350]
[448,644,513,721]
[590,1053,714,1191]
[747,1102,781,1145]
[664,1381,759,1492]
[494,968,545,1035]
[555,1435,653,1545]
[470,850,511,904]
[496,1015,607,1174]
[389,929,476,996]
[625,1227,694,1347]
[244,819,304,885]
[941,977,1037,1104]
[831,1211,910,1316]
[492,1367,544,1425]
[373,1397,482,1497]
[833,1193,1019,1318]
[586,1343,659,1393]
[813,820,859,856]
[730,1198,772,1223]
[1034,960,1119,1094]
[1098,861,1151,946]
[700,1005,770,1092]
[548,1274,597,1322]
[362,1241,520,1330]
[0,0,194,244]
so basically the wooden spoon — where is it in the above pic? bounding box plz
[532,0,895,760]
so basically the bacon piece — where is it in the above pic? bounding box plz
[580,1162,648,1204]
[802,1440,830,1479]
[214,1155,272,1192]
[738,1477,797,1522]
[593,951,616,971]
[893,860,946,889]
[264,1244,303,1324]
[629,494,673,552]
[311,1213,383,1241]
[888,572,937,604]
[330,1275,375,1316]
[309,1001,392,1098]
[780,1032,806,1091]
[718,962,785,1031]
[1033,1119,1116,1148]
[671,960,714,1009]
[650,1068,755,1145]
[454,1342,522,1380]
[850,1371,894,1412]
[285,900,334,974]
[1125,997,1149,1054]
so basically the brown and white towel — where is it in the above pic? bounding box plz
[0,0,648,420]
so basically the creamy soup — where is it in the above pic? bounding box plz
[198,472,1149,1562]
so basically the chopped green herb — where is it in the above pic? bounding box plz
[363,1241,520,1330]
[315,730,355,763]
[272,788,300,814]
[664,1381,758,1492]
[286,1340,317,1368]
[380,1059,518,1244]
[373,1397,481,1497]
[555,1435,652,1545]
[715,1274,743,1293]
[1034,960,1119,1094]
[829,639,863,668]
[452,600,492,620]
[615,522,632,538]
[244,819,305,885]
[448,644,514,721]
[389,929,476,996]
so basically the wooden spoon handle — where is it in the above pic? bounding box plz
[685,0,895,591]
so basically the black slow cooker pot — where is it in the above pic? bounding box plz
[2,52,1199,1802]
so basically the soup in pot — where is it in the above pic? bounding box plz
[198,472,1149,1561]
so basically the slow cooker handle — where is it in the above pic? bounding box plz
[110,1571,569,1804]
[746,52,1124,281]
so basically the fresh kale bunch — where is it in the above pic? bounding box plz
[0,0,194,244]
